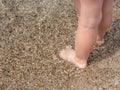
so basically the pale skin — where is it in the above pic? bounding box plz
[59,0,114,69]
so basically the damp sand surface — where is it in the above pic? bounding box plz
[0,0,120,90]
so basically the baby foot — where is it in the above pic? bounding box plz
[59,45,87,69]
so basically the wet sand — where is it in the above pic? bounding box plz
[0,0,120,90]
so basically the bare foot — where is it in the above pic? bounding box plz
[59,45,87,69]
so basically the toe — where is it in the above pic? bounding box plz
[59,49,67,60]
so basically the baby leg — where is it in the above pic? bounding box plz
[97,0,114,46]
[75,0,103,62]
[59,0,103,69]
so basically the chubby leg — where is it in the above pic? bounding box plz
[96,0,114,46]
[73,0,114,46]
[59,0,103,69]
[75,0,103,63]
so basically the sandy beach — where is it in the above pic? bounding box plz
[0,0,120,90]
